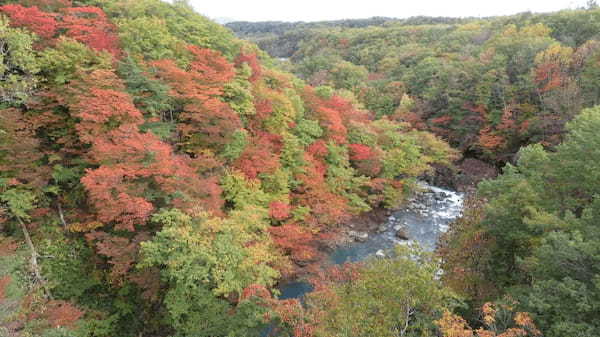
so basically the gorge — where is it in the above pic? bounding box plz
[279,183,464,300]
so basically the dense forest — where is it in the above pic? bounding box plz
[0,0,599,336]
[0,0,455,336]
[227,4,600,337]
[228,5,600,167]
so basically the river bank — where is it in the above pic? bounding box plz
[278,182,465,300]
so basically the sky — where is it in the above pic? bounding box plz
[186,0,590,23]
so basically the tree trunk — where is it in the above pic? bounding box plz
[17,216,53,300]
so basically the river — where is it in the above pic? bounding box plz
[278,183,464,300]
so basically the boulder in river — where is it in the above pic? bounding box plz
[434,192,448,201]
[395,229,409,240]
[375,250,385,258]
[356,232,369,242]
[348,230,369,242]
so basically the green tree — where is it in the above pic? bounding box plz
[0,17,39,105]
[329,60,368,90]
[139,208,282,336]
[306,245,456,337]
[444,106,600,335]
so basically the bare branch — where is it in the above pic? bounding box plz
[16,216,53,300]
[57,202,68,228]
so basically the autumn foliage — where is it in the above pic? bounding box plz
[437,303,541,337]
[151,46,241,151]
[0,2,458,336]
[269,201,291,220]
[0,275,10,300]
[348,143,375,160]
[235,52,262,82]
[0,4,58,39]
[44,300,85,328]
[0,4,120,56]
[269,224,320,264]
[235,133,281,179]
[60,7,120,57]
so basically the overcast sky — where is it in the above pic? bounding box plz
[185,0,589,23]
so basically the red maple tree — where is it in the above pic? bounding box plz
[235,52,262,82]
[0,4,58,39]
[151,46,241,151]
[60,6,121,57]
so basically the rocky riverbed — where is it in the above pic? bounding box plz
[279,182,464,298]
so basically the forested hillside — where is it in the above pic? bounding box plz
[226,17,473,58]
[228,6,600,167]
[0,1,457,336]
[229,6,600,337]
[438,106,600,336]
[3,1,600,336]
